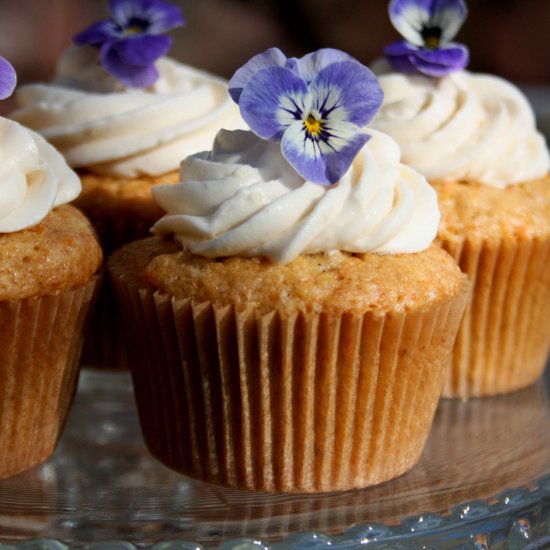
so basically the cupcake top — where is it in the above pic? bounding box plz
[371,0,550,188]
[0,118,81,233]
[0,121,101,301]
[153,129,440,264]
[112,236,464,315]
[433,178,550,243]
[371,68,550,187]
[0,57,101,300]
[152,48,440,264]
[0,58,80,234]
[11,0,246,179]
[0,205,102,301]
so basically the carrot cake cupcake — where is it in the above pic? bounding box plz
[370,0,550,398]
[0,58,102,479]
[109,48,470,492]
[11,0,246,368]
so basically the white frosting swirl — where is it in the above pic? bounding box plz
[152,129,440,264]
[12,47,247,178]
[370,69,550,187]
[0,117,80,233]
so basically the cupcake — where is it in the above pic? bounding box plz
[11,0,246,368]
[108,49,469,492]
[0,59,102,479]
[370,0,550,398]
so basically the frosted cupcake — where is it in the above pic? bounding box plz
[0,59,102,479]
[109,49,469,493]
[370,0,550,398]
[12,0,246,368]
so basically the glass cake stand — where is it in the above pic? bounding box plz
[0,364,549,550]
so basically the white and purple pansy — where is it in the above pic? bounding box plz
[74,0,184,88]
[229,48,384,186]
[385,0,469,77]
[0,56,16,100]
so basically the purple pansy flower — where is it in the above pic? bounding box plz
[384,0,469,77]
[74,0,184,88]
[229,48,383,186]
[0,56,16,100]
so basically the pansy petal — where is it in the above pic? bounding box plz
[384,40,420,56]
[412,43,469,76]
[239,66,309,141]
[142,0,184,33]
[293,48,355,83]
[310,60,383,127]
[389,0,432,46]
[384,40,468,76]
[109,0,149,25]
[110,34,171,66]
[109,0,183,33]
[284,58,299,74]
[384,55,417,74]
[282,123,370,185]
[74,19,121,45]
[0,57,16,100]
[431,0,468,43]
[100,41,159,87]
[384,40,420,73]
[228,47,287,103]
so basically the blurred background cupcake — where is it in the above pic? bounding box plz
[10,0,246,369]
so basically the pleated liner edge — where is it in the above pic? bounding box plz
[112,271,470,493]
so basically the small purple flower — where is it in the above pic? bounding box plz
[384,0,469,77]
[74,0,184,88]
[229,48,383,186]
[0,56,16,100]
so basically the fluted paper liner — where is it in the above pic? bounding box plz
[0,276,99,479]
[81,275,129,369]
[111,271,469,493]
[81,215,154,370]
[439,235,550,398]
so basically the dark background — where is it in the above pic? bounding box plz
[1,0,548,113]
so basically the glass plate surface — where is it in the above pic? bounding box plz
[0,366,549,549]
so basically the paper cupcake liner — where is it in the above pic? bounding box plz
[111,271,469,493]
[81,274,130,370]
[0,276,99,479]
[438,235,550,398]
[78,197,162,369]
[80,213,153,369]
[89,214,158,258]
[75,170,178,258]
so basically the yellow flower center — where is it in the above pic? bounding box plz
[421,26,442,50]
[304,114,322,137]
[424,35,440,49]
[125,25,143,36]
